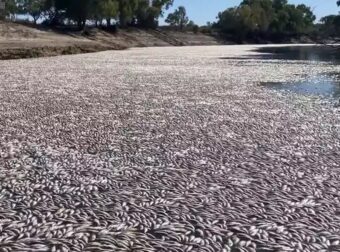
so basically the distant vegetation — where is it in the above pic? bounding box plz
[165,6,188,30]
[213,0,340,42]
[1,0,340,43]
[214,0,316,42]
[2,0,174,29]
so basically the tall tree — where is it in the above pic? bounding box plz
[21,0,46,23]
[93,0,118,27]
[165,6,188,30]
[3,0,19,18]
[136,0,173,28]
[117,0,138,27]
[52,0,94,28]
[217,0,317,39]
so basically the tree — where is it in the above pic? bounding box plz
[135,0,173,28]
[216,0,317,41]
[117,0,138,27]
[52,0,93,28]
[21,0,47,23]
[165,6,188,30]
[3,0,19,18]
[296,4,316,31]
[93,0,118,27]
[135,0,156,28]
[319,15,340,37]
[2,0,173,29]
[40,0,59,25]
[272,0,287,10]
[187,20,195,27]
[151,0,173,18]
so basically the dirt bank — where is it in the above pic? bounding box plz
[0,21,221,59]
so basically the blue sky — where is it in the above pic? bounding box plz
[160,0,339,25]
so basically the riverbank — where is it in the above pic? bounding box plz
[0,21,221,60]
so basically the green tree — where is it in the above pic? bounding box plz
[52,0,93,28]
[165,6,188,30]
[135,0,173,28]
[21,0,46,23]
[40,0,59,25]
[152,0,173,17]
[296,4,315,31]
[272,0,287,10]
[187,20,195,27]
[93,0,118,27]
[216,6,257,40]
[135,0,156,28]
[216,0,316,41]
[3,0,19,18]
[117,0,138,27]
[319,15,340,37]
[2,0,173,28]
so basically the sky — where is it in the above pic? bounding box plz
[160,0,339,25]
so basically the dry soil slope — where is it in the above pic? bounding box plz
[0,21,121,59]
[164,30,221,46]
[0,22,221,59]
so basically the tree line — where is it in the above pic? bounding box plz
[213,0,340,42]
[3,0,175,28]
[214,0,315,42]
[2,0,340,42]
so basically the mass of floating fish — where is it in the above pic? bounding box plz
[0,45,340,252]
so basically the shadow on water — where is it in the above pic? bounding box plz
[223,46,340,99]
[256,46,340,62]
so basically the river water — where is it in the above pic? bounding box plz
[257,46,340,99]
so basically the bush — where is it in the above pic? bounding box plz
[193,25,199,34]
[200,26,212,34]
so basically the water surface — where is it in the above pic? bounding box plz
[256,46,340,62]
[256,46,340,99]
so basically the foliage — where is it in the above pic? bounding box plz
[4,0,19,16]
[5,0,340,43]
[165,6,188,30]
[318,15,340,37]
[117,0,138,27]
[135,0,173,28]
[20,0,47,23]
[216,0,316,41]
[2,0,173,29]
[186,20,198,33]
[93,0,118,26]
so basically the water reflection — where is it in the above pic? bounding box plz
[262,75,340,98]
[256,46,340,62]
[256,46,340,99]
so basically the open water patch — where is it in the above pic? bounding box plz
[256,46,340,101]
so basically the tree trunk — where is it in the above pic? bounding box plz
[119,0,127,28]
[77,19,85,30]
[119,13,127,28]
[106,18,111,27]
